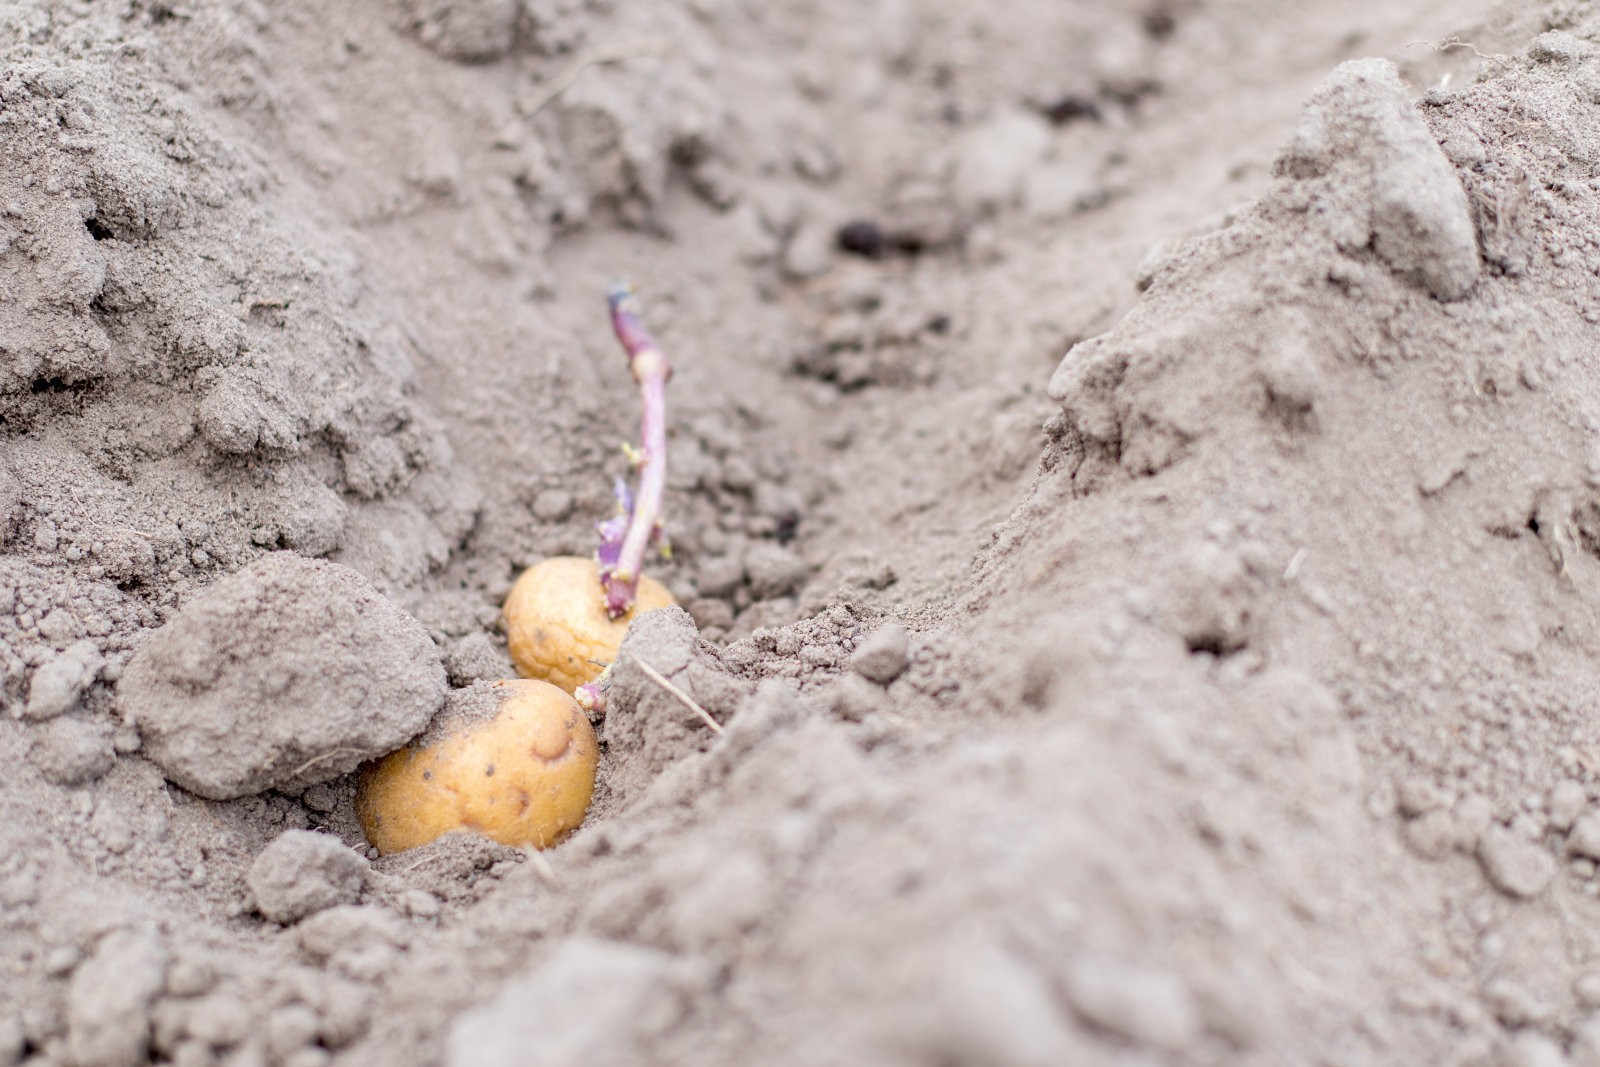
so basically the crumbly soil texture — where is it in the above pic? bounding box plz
[8,0,1600,1064]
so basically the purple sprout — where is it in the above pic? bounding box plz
[595,284,671,620]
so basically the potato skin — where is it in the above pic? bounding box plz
[502,555,675,693]
[356,679,598,854]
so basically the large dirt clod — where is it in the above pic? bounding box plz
[119,553,447,799]
[1275,58,1480,300]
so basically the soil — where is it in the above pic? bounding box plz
[6,0,1600,1064]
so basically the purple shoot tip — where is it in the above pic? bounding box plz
[595,285,671,619]
[575,680,606,715]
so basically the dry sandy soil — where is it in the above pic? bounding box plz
[8,0,1600,1063]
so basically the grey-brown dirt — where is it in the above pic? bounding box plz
[7,0,1600,1064]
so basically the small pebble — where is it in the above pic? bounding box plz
[1510,812,1542,839]
[719,456,758,493]
[302,782,340,814]
[29,718,115,786]
[950,108,1052,214]
[1396,776,1450,817]
[696,557,745,599]
[444,632,511,687]
[781,221,834,280]
[110,727,141,755]
[754,484,804,527]
[44,945,81,977]
[1530,30,1588,63]
[826,673,883,722]
[733,201,780,264]
[850,621,910,684]
[165,956,217,998]
[1549,780,1587,832]
[1061,956,1198,1050]
[686,597,734,632]
[400,889,440,919]
[23,641,101,721]
[184,993,251,1047]
[266,1004,321,1062]
[247,830,368,924]
[744,543,809,599]
[531,489,573,522]
[1478,826,1556,898]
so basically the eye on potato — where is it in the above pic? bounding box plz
[355,678,598,854]
[502,555,675,694]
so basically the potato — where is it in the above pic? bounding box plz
[356,679,597,854]
[502,555,675,693]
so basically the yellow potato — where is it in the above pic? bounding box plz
[356,679,597,854]
[502,555,675,693]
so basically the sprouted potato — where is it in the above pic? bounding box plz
[356,679,597,854]
[502,555,675,693]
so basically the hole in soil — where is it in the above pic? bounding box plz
[1037,95,1103,126]
[774,512,799,545]
[669,135,710,169]
[84,216,114,241]
[1185,631,1244,657]
[836,220,888,258]
[835,220,929,260]
[1142,8,1178,40]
